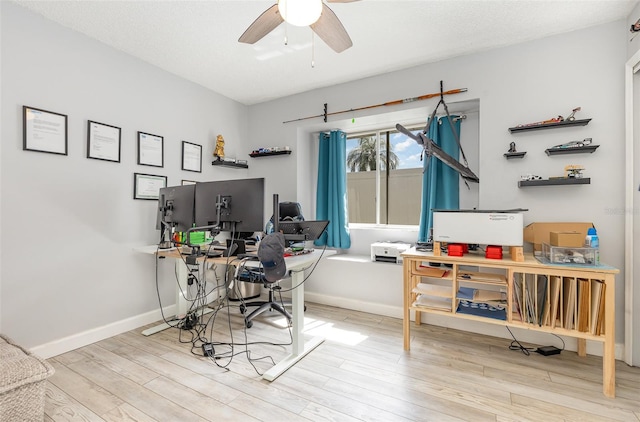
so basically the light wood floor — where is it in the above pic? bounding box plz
[44,302,640,422]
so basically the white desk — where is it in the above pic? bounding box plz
[244,249,334,381]
[137,244,333,380]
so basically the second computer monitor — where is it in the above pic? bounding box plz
[194,178,265,233]
[156,184,196,232]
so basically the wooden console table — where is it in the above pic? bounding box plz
[402,247,619,397]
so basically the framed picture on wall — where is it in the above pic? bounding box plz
[133,172,167,200]
[87,120,121,162]
[23,106,68,155]
[181,141,202,172]
[137,131,164,167]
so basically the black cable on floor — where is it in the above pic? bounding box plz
[506,326,536,356]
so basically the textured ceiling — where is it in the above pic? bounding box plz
[11,0,638,105]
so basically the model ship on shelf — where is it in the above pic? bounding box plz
[218,157,247,164]
[249,146,292,157]
[545,138,599,155]
[509,107,591,133]
[211,157,248,168]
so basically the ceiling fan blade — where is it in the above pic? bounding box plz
[310,3,353,53]
[238,4,284,44]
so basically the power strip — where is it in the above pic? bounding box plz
[202,343,214,357]
[536,346,561,356]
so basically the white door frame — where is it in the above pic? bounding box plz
[624,49,640,366]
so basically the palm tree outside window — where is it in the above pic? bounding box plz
[345,128,423,225]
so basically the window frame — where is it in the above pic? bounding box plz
[346,123,425,227]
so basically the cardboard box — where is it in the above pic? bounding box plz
[523,222,593,252]
[550,231,584,247]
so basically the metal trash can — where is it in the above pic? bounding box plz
[227,265,262,301]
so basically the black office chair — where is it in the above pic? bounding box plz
[240,204,304,328]
[239,273,292,328]
[237,232,289,328]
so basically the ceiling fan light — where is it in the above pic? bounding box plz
[279,0,323,27]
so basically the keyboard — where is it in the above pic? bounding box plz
[284,248,313,257]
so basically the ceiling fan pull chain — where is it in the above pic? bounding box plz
[284,22,288,45]
[284,0,288,45]
[311,31,315,68]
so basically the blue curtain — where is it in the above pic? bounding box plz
[315,130,351,248]
[418,116,461,242]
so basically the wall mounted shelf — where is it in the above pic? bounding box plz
[545,145,599,156]
[249,150,292,158]
[212,160,248,169]
[518,177,590,187]
[508,118,591,133]
[504,151,527,159]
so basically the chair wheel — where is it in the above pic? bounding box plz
[245,319,253,328]
[239,305,245,314]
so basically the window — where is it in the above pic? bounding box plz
[346,126,424,225]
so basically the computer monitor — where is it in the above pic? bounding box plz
[279,220,330,242]
[156,184,196,232]
[194,178,265,233]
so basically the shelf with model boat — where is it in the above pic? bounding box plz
[508,107,591,133]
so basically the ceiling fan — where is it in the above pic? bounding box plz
[238,0,359,53]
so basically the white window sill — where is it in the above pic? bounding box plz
[349,224,419,231]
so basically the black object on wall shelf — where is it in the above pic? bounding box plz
[504,151,527,159]
[508,118,591,133]
[212,160,248,169]
[545,145,599,156]
[518,177,590,187]
[249,150,292,158]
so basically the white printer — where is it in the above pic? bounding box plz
[371,242,412,264]
[432,209,526,246]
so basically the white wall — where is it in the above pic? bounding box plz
[629,2,640,58]
[0,2,249,351]
[626,2,640,365]
[248,21,628,348]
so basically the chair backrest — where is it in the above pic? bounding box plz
[265,202,304,233]
[279,202,304,221]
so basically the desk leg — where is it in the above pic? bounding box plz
[142,260,214,336]
[603,274,616,398]
[262,268,324,381]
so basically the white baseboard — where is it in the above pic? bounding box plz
[31,293,625,362]
[304,292,625,360]
[30,305,176,359]
[305,292,401,319]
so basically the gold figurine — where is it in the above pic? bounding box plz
[214,134,225,160]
